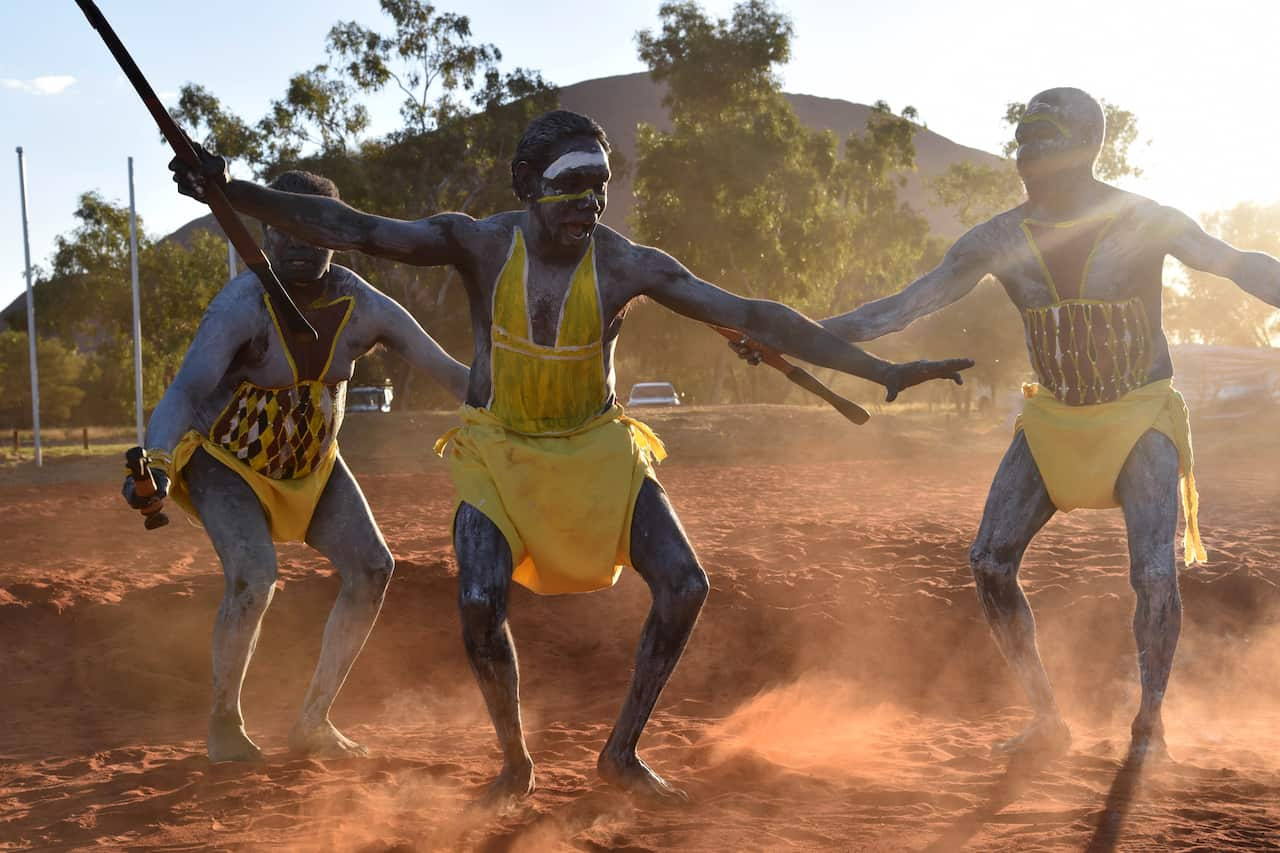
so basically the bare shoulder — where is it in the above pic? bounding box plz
[952,206,1026,259]
[980,204,1031,236]
[592,225,682,282]
[210,271,271,319]
[190,272,269,348]
[1096,188,1169,226]
[1106,192,1197,244]
[325,264,416,315]
[462,210,523,249]
[325,264,380,300]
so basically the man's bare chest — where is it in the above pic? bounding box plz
[234,296,367,388]
[997,217,1162,308]
[484,250,624,346]
[524,274,574,345]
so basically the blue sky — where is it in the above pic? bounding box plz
[3,0,1278,310]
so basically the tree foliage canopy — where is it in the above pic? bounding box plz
[13,193,230,426]
[628,0,937,403]
[173,0,549,178]
[0,332,86,427]
[637,0,792,114]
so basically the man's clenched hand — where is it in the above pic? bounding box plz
[727,336,763,366]
[169,142,228,203]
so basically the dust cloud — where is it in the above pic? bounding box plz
[3,405,1278,849]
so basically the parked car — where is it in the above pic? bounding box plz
[347,383,394,413]
[627,381,681,407]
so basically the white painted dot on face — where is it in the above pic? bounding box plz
[543,148,608,180]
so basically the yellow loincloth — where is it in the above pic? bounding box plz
[434,403,667,595]
[1015,378,1206,564]
[161,428,339,542]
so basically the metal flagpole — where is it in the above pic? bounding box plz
[128,156,144,446]
[15,147,42,467]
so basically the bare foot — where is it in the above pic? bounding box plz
[471,759,536,811]
[1128,719,1172,764]
[598,750,689,806]
[208,715,264,763]
[288,719,369,759]
[994,715,1072,758]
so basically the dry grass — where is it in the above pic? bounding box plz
[0,426,136,466]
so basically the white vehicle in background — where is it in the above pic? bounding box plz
[627,381,681,407]
[347,383,394,413]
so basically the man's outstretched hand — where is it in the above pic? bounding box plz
[169,142,228,203]
[883,358,974,402]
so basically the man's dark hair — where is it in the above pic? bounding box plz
[510,110,610,200]
[268,169,340,199]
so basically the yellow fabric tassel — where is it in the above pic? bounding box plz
[1016,378,1205,565]
[1181,470,1206,565]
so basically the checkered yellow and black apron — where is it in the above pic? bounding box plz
[209,292,354,480]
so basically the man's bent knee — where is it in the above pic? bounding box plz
[458,586,503,638]
[348,549,394,602]
[969,541,1017,587]
[1129,561,1178,599]
[224,571,277,614]
[657,562,709,621]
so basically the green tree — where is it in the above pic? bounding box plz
[26,193,230,424]
[173,0,534,177]
[138,231,229,383]
[1166,202,1280,347]
[931,160,1024,229]
[838,101,943,310]
[33,192,134,344]
[0,332,87,427]
[636,0,791,113]
[327,0,500,136]
[173,84,266,165]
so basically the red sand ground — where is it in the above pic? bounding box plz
[1,407,1278,851]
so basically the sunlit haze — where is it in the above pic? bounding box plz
[2,0,1277,308]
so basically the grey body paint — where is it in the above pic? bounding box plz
[824,88,1280,757]
[454,479,708,804]
[146,250,467,762]
[180,122,969,801]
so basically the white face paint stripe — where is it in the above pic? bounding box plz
[543,149,608,180]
